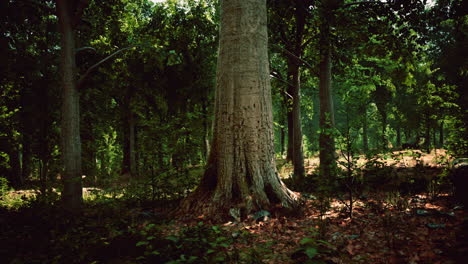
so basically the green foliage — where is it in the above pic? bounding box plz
[134,222,234,263]
[0,177,8,197]
[293,228,335,264]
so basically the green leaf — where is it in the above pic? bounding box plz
[305,247,318,259]
[166,236,179,243]
[300,237,315,245]
[136,241,149,247]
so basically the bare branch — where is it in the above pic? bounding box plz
[271,44,315,70]
[342,1,388,9]
[76,46,135,89]
[75,46,96,54]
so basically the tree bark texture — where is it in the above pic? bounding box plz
[179,0,298,221]
[57,0,83,210]
[121,94,137,176]
[288,59,305,180]
[285,0,306,182]
[362,107,369,152]
[438,121,444,148]
[318,8,337,181]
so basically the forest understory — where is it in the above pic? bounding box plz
[1,150,466,264]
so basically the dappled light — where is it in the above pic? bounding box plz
[1,0,466,263]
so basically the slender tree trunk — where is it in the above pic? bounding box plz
[7,147,22,187]
[121,95,136,176]
[362,109,369,152]
[284,1,306,181]
[381,116,387,151]
[424,117,431,152]
[318,7,336,181]
[286,110,293,161]
[396,126,401,148]
[290,63,305,180]
[179,0,298,221]
[202,98,210,161]
[57,0,83,210]
[280,125,285,157]
[21,139,32,185]
[129,111,136,175]
[438,121,444,148]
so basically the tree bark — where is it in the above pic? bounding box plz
[57,0,83,210]
[284,0,306,181]
[178,0,299,221]
[362,107,369,152]
[318,5,337,181]
[396,126,401,148]
[121,94,137,176]
[438,121,444,148]
[289,61,305,180]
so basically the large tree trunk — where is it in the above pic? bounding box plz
[57,0,83,210]
[178,0,298,221]
[318,6,337,181]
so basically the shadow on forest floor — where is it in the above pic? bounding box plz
[0,149,466,264]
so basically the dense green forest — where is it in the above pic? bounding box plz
[0,0,467,263]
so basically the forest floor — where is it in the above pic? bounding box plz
[1,191,466,263]
[278,149,451,177]
[1,149,467,264]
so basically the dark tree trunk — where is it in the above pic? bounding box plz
[121,94,137,177]
[202,97,211,162]
[284,0,306,181]
[280,125,285,156]
[424,118,431,152]
[396,126,401,148]
[438,121,444,148]
[381,115,387,151]
[318,6,336,181]
[21,138,32,185]
[362,109,369,152]
[286,111,293,162]
[122,112,136,176]
[57,0,84,210]
[7,147,22,187]
[286,58,305,180]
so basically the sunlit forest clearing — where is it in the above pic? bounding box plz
[1,0,467,263]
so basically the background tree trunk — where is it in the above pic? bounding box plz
[318,5,337,181]
[362,107,369,152]
[57,0,83,210]
[179,0,298,221]
[285,0,306,181]
[289,62,305,181]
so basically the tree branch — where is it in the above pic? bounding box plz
[271,44,315,70]
[75,46,96,54]
[342,1,388,9]
[76,46,135,89]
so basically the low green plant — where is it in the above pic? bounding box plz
[0,176,9,197]
[293,228,334,264]
[135,222,234,263]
